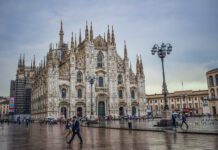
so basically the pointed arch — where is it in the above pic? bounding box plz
[97,51,104,68]
[77,71,83,83]
[118,74,123,84]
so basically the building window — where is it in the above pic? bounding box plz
[177,104,180,109]
[118,74,123,84]
[98,77,104,87]
[171,104,174,109]
[62,88,66,98]
[216,75,218,86]
[155,100,157,103]
[189,103,192,108]
[118,90,123,99]
[195,103,198,108]
[131,90,135,99]
[209,76,214,87]
[171,99,174,102]
[77,71,83,83]
[78,89,82,98]
[210,88,215,99]
[97,51,104,68]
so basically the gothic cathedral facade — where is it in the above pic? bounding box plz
[30,22,146,119]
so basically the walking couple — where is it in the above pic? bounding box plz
[65,116,83,145]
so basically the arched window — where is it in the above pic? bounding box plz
[77,71,83,83]
[118,90,123,99]
[131,90,135,99]
[209,76,214,87]
[118,74,123,84]
[78,89,82,98]
[216,75,218,86]
[97,51,104,68]
[98,77,104,87]
[62,88,66,98]
[211,88,215,99]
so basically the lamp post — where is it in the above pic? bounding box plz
[151,43,172,111]
[86,76,96,119]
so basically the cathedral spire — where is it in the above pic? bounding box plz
[124,40,128,59]
[18,54,22,67]
[85,21,89,41]
[107,25,110,44]
[59,20,64,48]
[140,55,144,75]
[111,26,115,45]
[71,32,74,49]
[104,32,106,42]
[44,56,46,68]
[79,29,82,44]
[90,22,93,42]
[33,55,36,69]
[136,55,140,74]
[75,33,77,48]
[130,62,133,73]
[22,54,25,67]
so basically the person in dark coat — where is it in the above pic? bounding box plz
[172,113,176,128]
[67,116,83,144]
[181,113,189,129]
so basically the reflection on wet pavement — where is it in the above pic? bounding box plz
[0,123,218,150]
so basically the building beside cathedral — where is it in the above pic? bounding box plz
[29,21,146,119]
[14,56,34,120]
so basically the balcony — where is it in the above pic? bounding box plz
[95,66,106,74]
[95,86,108,96]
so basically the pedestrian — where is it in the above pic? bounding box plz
[64,119,72,139]
[172,113,177,129]
[67,116,83,145]
[181,113,189,129]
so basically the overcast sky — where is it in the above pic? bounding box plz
[0,0,217,96]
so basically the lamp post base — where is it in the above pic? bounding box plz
[156,111,172,127]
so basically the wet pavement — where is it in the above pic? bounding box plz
[0,123,218,150]
[85,117,218,134]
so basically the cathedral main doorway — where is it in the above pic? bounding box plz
[98,101,105,117]
[77,107,83,117]
[119,107,124,116]
[132,106,136,116]
[61,107,67,119]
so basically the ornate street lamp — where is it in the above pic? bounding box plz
[86,75,96,119]
[151,43,172,111]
